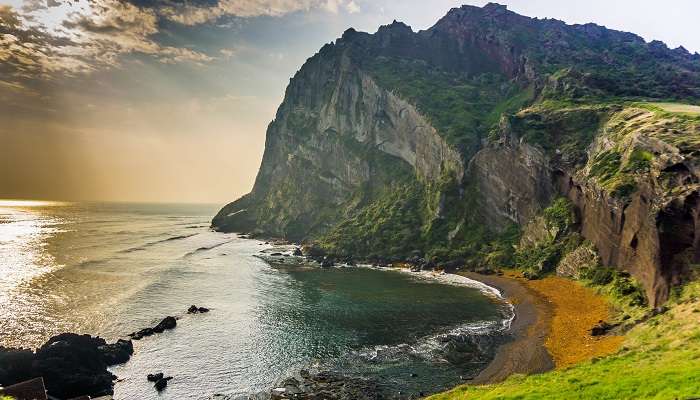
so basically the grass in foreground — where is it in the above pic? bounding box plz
[428,282,700,400]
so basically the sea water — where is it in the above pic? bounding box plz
[0,201,510,399]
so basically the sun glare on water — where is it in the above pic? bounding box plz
[0,199,69,208]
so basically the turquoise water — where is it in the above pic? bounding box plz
[0,201,509,399]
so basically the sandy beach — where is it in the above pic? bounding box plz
[461,271,624,384]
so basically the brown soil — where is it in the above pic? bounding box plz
[460,271,623,383]
[459,271,554,383]
[522,275,624,368]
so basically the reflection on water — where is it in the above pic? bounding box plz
[0,200,69,208]
[0,203,66,346]
[0,202,508,399]
[0,202,221,348]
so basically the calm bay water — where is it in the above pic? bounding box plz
[0,201,510,399]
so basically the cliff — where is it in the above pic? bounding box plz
[214,3,700,305]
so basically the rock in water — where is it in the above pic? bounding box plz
[154,376,173,391]
[98,339,134,365]
[188,305,210,314]
[153,316,177,333]
[0,333,134,399]
[130,315,177,339]
[270,371,382,399]
[147,372,164,382]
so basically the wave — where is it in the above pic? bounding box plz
[118,233,198,254]
[77,258,111,268]
[182,239,235,257]
[351,317,506,366]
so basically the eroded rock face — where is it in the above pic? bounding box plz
[470,136,555,228]
[472,106,700,305]
[213,48,463,240]
[214,3,700,304]
[560,178,700,306]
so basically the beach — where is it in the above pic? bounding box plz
[461,271,624,384]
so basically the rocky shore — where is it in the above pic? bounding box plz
[2,236,617,400]
[0,333,133,399]
[0,305,210,399]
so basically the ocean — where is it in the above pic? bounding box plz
[0,201,511,399]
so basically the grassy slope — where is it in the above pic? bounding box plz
[650,102,700,115]
[428,282,700,400]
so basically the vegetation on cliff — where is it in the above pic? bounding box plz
[214,3,700,306]
[206,4,700,399]
[364,56,533,156]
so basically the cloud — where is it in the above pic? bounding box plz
[322,0,360,14]
[346,1,360,14]
[0,79,34,94]
[158,46,214,64]
[0,0,360,83]
[0,5,22,28]
[22,0,47,13]
[0,1,214,80]
[219,48,235,59]
[160,0,361,25]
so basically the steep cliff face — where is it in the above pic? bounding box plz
[213,41,463,241]
[214,3,700,305]
[474,105,700,305]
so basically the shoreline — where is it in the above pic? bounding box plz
[239,239,624,395]
[459,272,555,384]
[460,271,625,386]
[259,244,554,387]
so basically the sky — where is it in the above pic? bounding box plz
[1,0,699,204]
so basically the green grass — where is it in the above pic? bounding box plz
[507,103,610,160]
[364,57,530,155]
[428,282,700,400]
[649,102,700,116]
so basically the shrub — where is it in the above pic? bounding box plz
[610,180,638,199]
[580,266,648,307]
[582,267,616,285]
[611,274,647,306]
[625,149,653,173]
[543,197,576,234]
[589,150,622,182]
[515,242,562,276]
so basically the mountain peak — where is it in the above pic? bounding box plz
[482,2,509,13]
[377,19,413,34]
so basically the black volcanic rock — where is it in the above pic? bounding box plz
[0,333,134,399]
[98,339,134,365]
[188,305,210,314]
[147,372,164,382]
[154,376,173,391]
[130,316,177,339]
